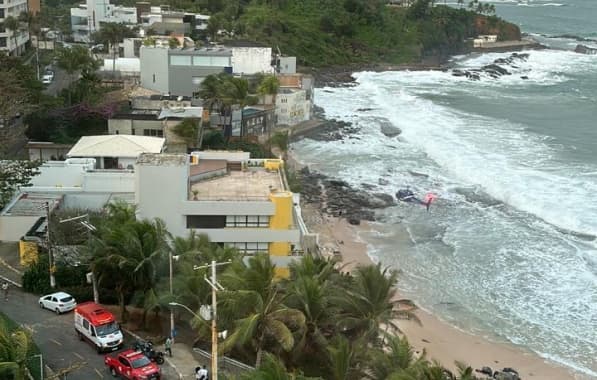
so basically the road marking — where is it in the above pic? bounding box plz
[73,352,84,360]
[94,368,104,378]
[50,338,62,346]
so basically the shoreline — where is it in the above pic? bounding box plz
[291,160,583,380]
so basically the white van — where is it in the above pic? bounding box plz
[74,302,123,353]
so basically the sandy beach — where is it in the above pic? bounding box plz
[301,203,584,380]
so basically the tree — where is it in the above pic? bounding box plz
[241,353,322,380]
[173,118,200,147]
[92,22,136,74]
[0,316,33,380]
[1,16,22,56]
[168,37,180,49]
[367,335,429,380]
[326,336,366,380]
[55,45,99,105]
[0,161,40,210]
[19,12,40,77]
[334,264,419,342]
[220,254,306,367]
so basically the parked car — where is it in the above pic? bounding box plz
[41,72,54,84]
[39,291,77,314]
[105,349,161,379]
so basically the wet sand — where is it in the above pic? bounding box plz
[303,205,582,379]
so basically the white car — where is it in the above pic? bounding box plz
[39,292,77,314]
[41,73,54,84]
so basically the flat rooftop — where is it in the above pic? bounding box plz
[3,193,63,216]
[190,169,284,201]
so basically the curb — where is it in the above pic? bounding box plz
[121,327,183,380]
[0,257,23,275]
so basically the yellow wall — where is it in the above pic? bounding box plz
[274,266,290,279]
[268,191,293,257]
[19,240,39,266]
[264,159,283,171]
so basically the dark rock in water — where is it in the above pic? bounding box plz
[520,76,529,80]
[378,178,389,186]
[369,193,396,208]
[329,179,349,187]
[408,170,429,178]
[482,64,510,76]
[348,218,361,225]
[452,69,467,77]
[575,44,597,55]
[380,124,402,137]
[356,108,374,112]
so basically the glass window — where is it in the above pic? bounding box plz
[187,215,226,228]
[170,55,191,66]
[192,56,210,66]
[211,56,230,66]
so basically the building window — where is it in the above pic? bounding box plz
[131,128,136,135]
[115,130,119,134]
[0,38,6,48]
[226,215,269,227]
[187,215,226,229]
[170,55,192,66]
[228,242,268,254]
[0,9,4,18]
[152,74,155,83]
[143,129,163,137]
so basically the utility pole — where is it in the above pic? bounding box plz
[44,202,56,288]
[169,249,174,341]
[59,214,98,303]
[194,260,230,380]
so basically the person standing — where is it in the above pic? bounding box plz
[196,365,208,380]
[2,282,8,301]
[164,336,172,357]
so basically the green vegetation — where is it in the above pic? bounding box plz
[174,118,201,146]
[144,0,519,66]
[0,161,41,210]
[0,312,43,380]
[20,202,483,378]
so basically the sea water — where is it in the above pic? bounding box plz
[291,0,597,376]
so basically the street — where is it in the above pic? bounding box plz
[44,67,74,97]
[0,288,178,379]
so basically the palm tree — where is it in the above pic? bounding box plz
[241,353,322,380]
[92,22,135,74]
[334,264,420,342]
[220,254,306,367]
[1,16,22,56]
[55,45,98,105]
[326,336,366,380]
[367,335,429,380]
[257,74,280,145]
[0,317,32,380]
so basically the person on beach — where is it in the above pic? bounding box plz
[2,282,8,301]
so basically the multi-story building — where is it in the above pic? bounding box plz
[136,151,307,277]
[1,146,312,277]
[140,45,233,97]
[70,0,137,42]
[140,44,276,97]
[274,74,315,127]
[0,0,30,55]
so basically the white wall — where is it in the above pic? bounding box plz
[276,90,310,126]
[0,216,39,242]
[231,47,273,75]
[83,171,135,192]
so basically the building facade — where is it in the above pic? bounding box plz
[70,0,137,42]
[140,46,232,96]
[0,0,30,55]
[136,152,305,276]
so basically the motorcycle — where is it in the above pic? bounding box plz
[133,340,165,365]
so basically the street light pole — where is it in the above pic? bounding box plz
[44,202,56,288]
[194,260,230,380]
[169,250,174,342]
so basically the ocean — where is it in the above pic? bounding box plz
[291,0,597,377]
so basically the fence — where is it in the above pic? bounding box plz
[192,348,254,376]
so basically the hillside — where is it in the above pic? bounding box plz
[201,0,521,67]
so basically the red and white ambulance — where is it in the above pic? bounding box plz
[74,302,124,353]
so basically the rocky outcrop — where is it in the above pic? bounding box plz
[299,167,396,224]
[452,52,529,81]
[474,16,521,41]
[574,44,597,55]
[381,124,402,137]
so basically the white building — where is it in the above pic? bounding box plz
[70,0,137,43]
[230,46,274,76]
[67,135,165,169]
[275,89,311,127]
[0,0,30,55]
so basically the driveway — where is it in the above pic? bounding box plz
[44,68,75,97]
[1,288,178,379]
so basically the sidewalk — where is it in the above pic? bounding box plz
[166,342,209,380]
[0,242,24,287]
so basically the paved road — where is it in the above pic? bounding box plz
[1,288,177,379]
[44,68,74,97]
